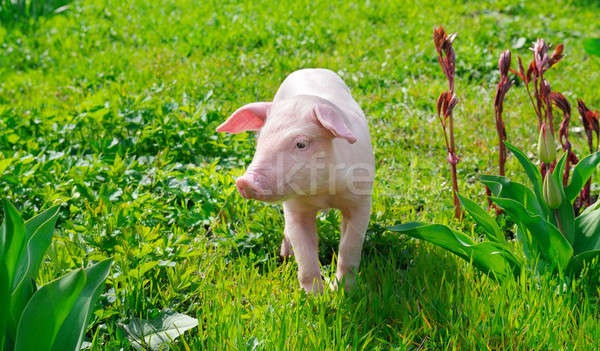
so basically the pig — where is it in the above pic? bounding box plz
[216,68,374,293]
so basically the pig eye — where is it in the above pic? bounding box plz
[294,136,310,151]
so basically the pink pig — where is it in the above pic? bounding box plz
[217,68,374,293]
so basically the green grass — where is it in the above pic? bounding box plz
[2,0,600,349]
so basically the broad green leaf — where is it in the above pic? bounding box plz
[457,193,505,243]
[388,222,519,279]
[573,203,600,255]
[583,38,600,57]
[480,176,538,262]
[0,202,6,259]
[579,196,600,214]
[565,152,600,202]
[14,269,87,351]
[2,200,26,291]
[52,259,112,351]
[13,206,60,290]
[9,206,61,341]
[0,263,8,351]
[514,225,534,263]
[505,142,544,207]
[490,197,573,272]
[479,174,546,217]
[554,152,567,185]
[122,310,199,351]
[7,278,34,342]
[551,159,576,244]
[24,205,61,240]
[0,202,7,351]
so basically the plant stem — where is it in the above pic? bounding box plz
[450,160,461,219]
[553,209,565,237]
[524,80,542,130]
[448,112,462,219]
[582,179,592,208]
[495,110,507,176]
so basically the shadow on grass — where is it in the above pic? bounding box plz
[0,0,72,28]
[344,241,471,348]
[336,238,600,349]
[571,0,600,8]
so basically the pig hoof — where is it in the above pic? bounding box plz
[334,274,357,292]
[279,238,294,258]
[300,276,324,295]
[279,249,294,259]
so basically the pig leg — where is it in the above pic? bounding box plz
[283,202,323,293]
[279,236,293,258]
[335,201,371,290]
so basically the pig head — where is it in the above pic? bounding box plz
[217,68,374,293]
[217,96,360,202]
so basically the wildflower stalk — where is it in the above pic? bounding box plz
[434,26,462,219]
[576,99,600,206]
[511,39,565,178]
[551,92,579,186]
[486,50,512,213]
[495,50,512,176]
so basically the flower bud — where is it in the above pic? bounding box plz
[447,94,458,114]
[499,50,511,77]
[543,173,562,209]
[538,123,556,164]
[532,38,549,73]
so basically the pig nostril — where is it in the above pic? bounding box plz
[236,177,258,199]
[236,179,247,198]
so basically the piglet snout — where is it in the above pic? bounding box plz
[236,172,269,200]
[236,177,258,199]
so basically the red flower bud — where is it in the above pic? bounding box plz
[499,50,511,77]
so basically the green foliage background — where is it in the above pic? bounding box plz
[1,0,600,349]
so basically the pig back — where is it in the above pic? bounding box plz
[273,69,364,120]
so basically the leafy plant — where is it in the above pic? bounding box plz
[0,200,111,351]
[389,142,600,279]
[404,37,600,280]
[508,39,579,185]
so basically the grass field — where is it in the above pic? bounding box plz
[2,0,600,349]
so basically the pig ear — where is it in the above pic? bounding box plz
[216,102,272,133]
[313,104,357,144]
